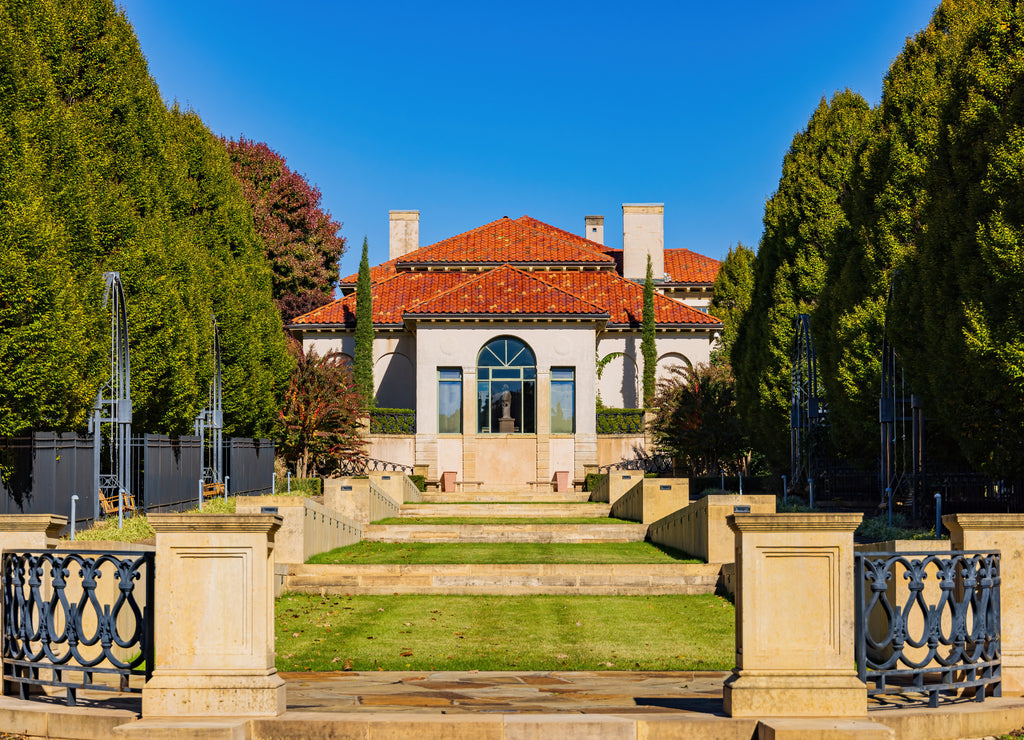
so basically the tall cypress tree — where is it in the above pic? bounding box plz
[353,237,375,407]
[641,256,657,407]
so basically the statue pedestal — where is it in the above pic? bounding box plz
[498,415,515,433]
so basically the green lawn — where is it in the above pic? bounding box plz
[276,593,733,671]
[371,516,633,525]
[308,541,700,565]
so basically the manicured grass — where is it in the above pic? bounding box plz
[371,516,633,525]
[308,541,700,565]
[275,593,733,671]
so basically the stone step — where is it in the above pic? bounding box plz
[283,562,721,595]
[398,502,611,518]
[418,491,592,503]
[362,523,648,544]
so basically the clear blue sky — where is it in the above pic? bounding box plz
[121,1,938,279]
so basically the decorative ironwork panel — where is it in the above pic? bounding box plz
[855,550,1000,707]
[336,455,413,475]
[2,549,154,706]
[369,410,416,435]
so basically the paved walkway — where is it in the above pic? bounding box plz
[281,669,729,714]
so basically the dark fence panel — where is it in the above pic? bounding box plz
[0,433,92,523]
[143,434,202,512]
[225,437,274,496]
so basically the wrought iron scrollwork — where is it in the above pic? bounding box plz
[2,549,154,706]
[336,456,414,476]
[855,550,1000,707]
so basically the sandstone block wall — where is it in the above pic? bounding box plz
[647,494,775,563]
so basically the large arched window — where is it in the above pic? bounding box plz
[477,337,536,433]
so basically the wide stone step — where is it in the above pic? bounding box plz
[362,523,648,544]
[418,491,592,503]
[398,503,611,518]
[283,562,721,595]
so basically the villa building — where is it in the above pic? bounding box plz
[288,204,722,490]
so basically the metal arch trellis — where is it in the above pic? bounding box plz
[880,280,925,518]
[790,313,826,492]
[90,272,132,525]
[194,317,224,490]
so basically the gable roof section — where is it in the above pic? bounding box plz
[292,271,473,326]
[396,217,615,268]
[535,270,720,327]
[405,264,608,319]
[664,248,721,284]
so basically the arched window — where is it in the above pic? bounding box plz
[477,337,536,433]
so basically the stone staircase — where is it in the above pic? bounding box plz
[278,483,720,597]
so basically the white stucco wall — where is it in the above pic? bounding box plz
[302,331,417,409]
[413,323,599,436]
[597,332,716,407]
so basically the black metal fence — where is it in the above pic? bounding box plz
[1,432,273,523]
[1,549,154,706]
[855,550,1001,707]
[225,437,275,496]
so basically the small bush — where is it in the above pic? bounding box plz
[74,514,154,542]
[584,473,604,492]
[408,474,426,492]
[855,512,942,542]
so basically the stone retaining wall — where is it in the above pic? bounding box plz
[648,494,775,563]
[609,478,690,523]
[236,496,360,565]
[283,562,721,595]
[362,523,648,543]
[397,502,611,518]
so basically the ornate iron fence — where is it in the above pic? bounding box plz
[596,409,645,435]
[855,550,1000,707]
[2,549,154,706]
[336,455,413,476]
[368,409,415,435]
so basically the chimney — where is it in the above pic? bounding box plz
[585,215,604,245]
[389,210,419,260]
[622,203,664,280]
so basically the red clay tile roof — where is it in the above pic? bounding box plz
[534,271,720,327]
[396,217,614,267]
[338,256,400,286]
[292,271,472,326]
[664,248,721,284]
[405,265,608,318]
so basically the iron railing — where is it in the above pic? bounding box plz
[368,409,415,435]
[855,550,1000,707]
[596,409,645,435]
[336,455,414,476]
[2,549,154,706]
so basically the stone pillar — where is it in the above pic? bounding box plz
[0,514,66,551]
[724,513,865,718]
[142,514,285,717]
[944,513,1024,694]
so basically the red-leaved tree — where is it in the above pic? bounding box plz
[225,138,345,322]
[277,344,365,477]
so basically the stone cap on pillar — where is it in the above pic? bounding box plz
[944,513,1024,533]
[148,513,282,535]
[727,512,862,534]
[0,514,68,545]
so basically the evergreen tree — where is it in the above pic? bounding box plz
[353,237,375,407]
[641,256,657,407]
[733,91,873,471]
[710,243,755,358]
[0,0,291,438]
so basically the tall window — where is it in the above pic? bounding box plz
[550,367,575,434]
[477,337,536,433]
[438,368,462,433]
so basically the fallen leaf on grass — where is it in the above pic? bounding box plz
[400,651,413,657]
[291,633,300,638]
